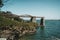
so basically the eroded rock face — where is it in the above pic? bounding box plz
[0,29,20,40]
[0,26,36,40]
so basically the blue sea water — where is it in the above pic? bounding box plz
[20,20,60,40]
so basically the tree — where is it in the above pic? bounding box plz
[0,0,9,11]
[0,0,3,11]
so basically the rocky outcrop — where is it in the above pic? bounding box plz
[0,26,36,40]
[0,11,38,40]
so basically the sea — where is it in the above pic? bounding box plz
[20,20,60,40]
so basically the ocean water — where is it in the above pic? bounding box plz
[20,20,60,40]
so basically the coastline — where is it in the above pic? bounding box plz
[0,11,38,40]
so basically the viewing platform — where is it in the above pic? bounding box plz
[18,14,45,26]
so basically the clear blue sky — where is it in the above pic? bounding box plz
[2,0,60,19]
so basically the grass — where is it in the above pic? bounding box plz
[0,15,38,30]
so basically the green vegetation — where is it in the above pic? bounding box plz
[0,15,37,29]
[0,11,37,29]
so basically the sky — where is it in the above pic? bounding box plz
[2,0,60,19]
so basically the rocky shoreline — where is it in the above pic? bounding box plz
[0,26,37,40]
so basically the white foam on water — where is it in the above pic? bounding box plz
[0,38,6,40]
